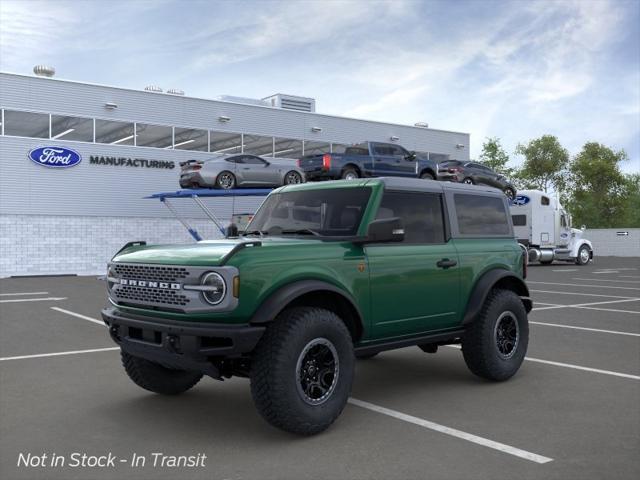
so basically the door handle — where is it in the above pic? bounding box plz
[437,258,457,269]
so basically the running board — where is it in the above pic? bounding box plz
[354,328,465,356]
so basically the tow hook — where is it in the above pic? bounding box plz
[167,335,180,353]
[109,325,121,342]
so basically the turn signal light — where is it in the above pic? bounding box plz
[322,154,332,170]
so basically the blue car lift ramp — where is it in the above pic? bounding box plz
[145,188,272,241]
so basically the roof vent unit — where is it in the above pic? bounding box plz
[216,95,270,107]
[167,88,185,96]
[414,122,429,128]
[262,94,316,113]
[33,65,55,77]
[144,85,163,93]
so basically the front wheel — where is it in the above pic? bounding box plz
[121,352,202,395]
[462,177,474,185]
[461,289,528,381]
[420,171,435,180]
[216,171,236,189]
[250,307,354,435]
[575,245,591,265]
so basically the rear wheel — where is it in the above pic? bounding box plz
[341,167,359,180]
[216,171,236,189]
[462,177,474,185]
[121,351,202,395]
[284,170,303,185]
[576,245,591,265]
[420,171,435,180]
[461,289,528,381]
[250,307,354,435]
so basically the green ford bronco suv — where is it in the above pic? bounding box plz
[102,178,532,435]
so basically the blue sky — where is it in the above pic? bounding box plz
[1,0,638,173]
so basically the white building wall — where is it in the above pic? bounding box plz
[586,228,640,257]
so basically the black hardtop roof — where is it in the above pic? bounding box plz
[379,177,504,196]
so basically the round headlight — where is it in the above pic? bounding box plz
[201,272,226,305]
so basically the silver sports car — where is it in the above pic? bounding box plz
[179,154,305,189]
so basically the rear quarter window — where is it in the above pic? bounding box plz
[454,194,511,236]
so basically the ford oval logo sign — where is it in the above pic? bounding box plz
[28,146,82,168]
[512,195,530,206]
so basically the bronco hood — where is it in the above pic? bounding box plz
[112,237,321,266]
[113,240,250,266]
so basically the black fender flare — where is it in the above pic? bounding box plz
[463,269,532,325]
[249,280,364,334]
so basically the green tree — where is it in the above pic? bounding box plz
[567,142,629,228]
[619,173,640,228]
[514,135,569,192]
[479,137,513,176]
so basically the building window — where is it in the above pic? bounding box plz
[244,134,274,157]
[51,114,93,142]
[303,141,330,156]
[3,110,49,138]
[274,137,303,159]
[455,194,511,236]
[135,123,173,148]
[173,127,208,151]
[95,119,135,145]
[331,143,348,154]
[210,131,242,154]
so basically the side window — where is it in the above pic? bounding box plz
[541,196,550,206]
[455,194,511,236]
[242,155,266,165]
[373,144,392,156]
[226,156,243,164]
[388,145,407,157]
[375,191,446,244]
[512,215,527,226]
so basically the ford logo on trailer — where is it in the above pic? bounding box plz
[512,195,530,206]
[28,146,82,168]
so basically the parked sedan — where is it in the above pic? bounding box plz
[179,154,305,189]
[437,160,516,199]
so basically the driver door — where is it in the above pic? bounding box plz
[365,190,461,339]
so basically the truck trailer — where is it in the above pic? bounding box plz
[509,190,593,265]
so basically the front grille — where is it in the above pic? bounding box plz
[113,264,189,282]
[115,285,190,307]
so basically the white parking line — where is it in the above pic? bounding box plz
[575,306,640,315]
[530,289,635,299]
[51,307,105,326]
[0,347,119,362]
[0,291,49,296]
[532,297,640,311]
[527,281,640,291]
[572,278,640,284]
[620,275,640,279]
[446,345,640,380]
[0,297,67,303]
[524,357,640,380]
[348,398,553,464]
[592,270,620,274]
[530,321,640,337]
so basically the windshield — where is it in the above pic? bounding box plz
[245,187,372,237]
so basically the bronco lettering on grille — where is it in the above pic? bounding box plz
[119,279,181,290]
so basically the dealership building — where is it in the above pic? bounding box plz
[0,69,470,277]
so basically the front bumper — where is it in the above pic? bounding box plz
[102,307,265,377]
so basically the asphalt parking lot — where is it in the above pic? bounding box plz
[1,256,639,480]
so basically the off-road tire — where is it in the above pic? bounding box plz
[250,307,355,435]
[420,171,435,180]
[341,167,359,180]
[121,351,202,395]
[462,289,528,381]
[575,245,591,265]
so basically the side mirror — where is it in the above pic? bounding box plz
[360,217,405,244]
[225,223,239,238]
[406,151,417,161]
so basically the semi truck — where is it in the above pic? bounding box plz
[509,190,593,265]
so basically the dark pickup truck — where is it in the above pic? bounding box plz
[298,141,439,181]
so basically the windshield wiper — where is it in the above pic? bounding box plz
[281,228,321,237]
